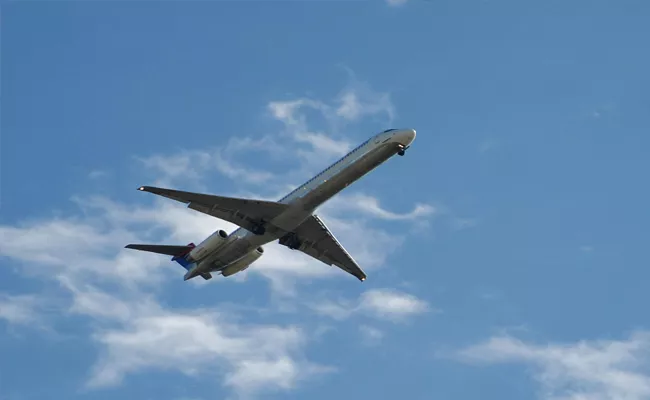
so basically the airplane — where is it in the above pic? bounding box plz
[125,128,416,282]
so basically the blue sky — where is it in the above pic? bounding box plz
[2,1,650,399]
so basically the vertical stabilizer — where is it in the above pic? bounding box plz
[171,243,196,271]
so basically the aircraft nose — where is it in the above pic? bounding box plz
[394,128,416,146]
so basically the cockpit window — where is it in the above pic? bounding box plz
[382,129,397,133]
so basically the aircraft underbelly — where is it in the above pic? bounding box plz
[270,209,312,232]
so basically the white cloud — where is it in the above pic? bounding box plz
[359,289,431,320]
[336,92,363,120]
[212,150,277,185]
[268,99,326,127]
[293,131,351,157]
[335,89,394,122]
[266,78,394,169]
[323,193,436,221]
[0,217,162,285]
[311,288,430,322]
[267,99,349,165]
[0,196,333,394]
[457,332,650,400]
[89,308,333,395]
[137,151,212,184]
[137,147,278,189]
[0,294,43,326]
[335,72,396,123]
[58,276,153,323]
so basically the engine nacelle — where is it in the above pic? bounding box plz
[221,246,264,277]
[188,229,229,261]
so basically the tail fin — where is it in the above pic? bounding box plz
[125,242,196,271]
[171,243,195,270]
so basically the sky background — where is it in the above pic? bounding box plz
[2,1,650,400]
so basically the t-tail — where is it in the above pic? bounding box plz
[124,242,212,280]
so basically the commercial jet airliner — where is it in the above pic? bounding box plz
[125,128,416,282]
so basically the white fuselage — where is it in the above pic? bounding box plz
[184,128,416,279]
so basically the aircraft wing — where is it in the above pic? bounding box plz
[289,214,367,281]
[137,186,289,232]
[125,244,193,256]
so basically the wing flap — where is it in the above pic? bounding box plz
[289,215,367,281]
[137,186,289,232]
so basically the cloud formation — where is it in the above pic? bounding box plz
[89,306,333,395]
[311,288,430,322]
[457,332,650,400]
[323,193,436,221]
[0,294,44,326]
[266,80,395,170]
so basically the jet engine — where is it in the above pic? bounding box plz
[221,246,264,277]
[188,229,229,261]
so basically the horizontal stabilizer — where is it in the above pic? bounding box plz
[125,244,194,257]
